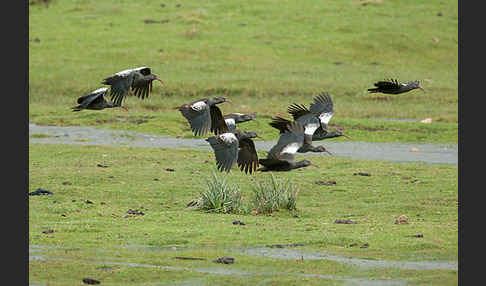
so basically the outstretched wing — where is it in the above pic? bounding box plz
[307,93,334,129]
[210,105,229,135]
[268,121,305,160]
[206,133,239,173]
[269,116,292,133]
[237,138,259,174]
[72,87,108,111]
[102,67,152,105]
[179,101,212,136]
[287,103,311,120]
[368,79,401,93]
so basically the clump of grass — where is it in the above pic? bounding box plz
[196,173,244,214]
[250,174,299,214]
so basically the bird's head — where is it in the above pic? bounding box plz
[300,159,312,167]
[333,129,351,139]
[150,74,164,85]
[315,145,333,156]
[211,97,231,105]
[410,80,425,93]
[240,131,263,140]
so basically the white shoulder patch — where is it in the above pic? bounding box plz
[225,118,236,127]
[219,133,238,144]
[319,112,334,125]
[91,87,108,94]
[115,68,136,77]
[304,123,319,135]
[191,101,207,111]
[282,142,300,154]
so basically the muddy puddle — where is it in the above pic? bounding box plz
[29,123,457,165]
[235,247,457,271]
[29,251,407,286]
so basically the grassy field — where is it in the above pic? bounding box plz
[29,0,458,285]
[29,0,458,143]
[29,144,458,285]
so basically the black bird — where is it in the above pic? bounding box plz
[71,87,127,111]
[223,112,257,131]
[102,66,163,106]
[178,97,231,136]
[367,79,425,94]
[258,121,311,172]
[269,93,340,154]
[206,129,261,174]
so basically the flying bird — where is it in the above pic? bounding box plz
[102,66,163,106]
[258,121,312,172]
[269,92,341,154]
[206,129,261,174]
[71,87,127,111]
[367,79,425,94]
[223,112,257,131]
[178,97,231,136]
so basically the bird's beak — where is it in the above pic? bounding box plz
[325,150,333,156]
[122,106,129,111]
[418,86,425,93]
[226,99,232,104]
[157,78,164,85]
[342,133,351,139]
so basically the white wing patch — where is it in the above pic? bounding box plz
[225,118,236,131]
[191,101,207,111]
[115,67,148,77]
[282,142,300,155]
[219,133,238,144]
[319,112,334,125]
[304,123,319,136]
[91,87,108,94]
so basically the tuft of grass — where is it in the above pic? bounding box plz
[196,173,244,214]
[250,174,299,214]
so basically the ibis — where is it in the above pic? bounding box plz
[258,121,312,172]
[178,97,231,136]
[367,79,425,94]
[223,112,257,131]
[269,92,341,154]
[206,129,261,174]
[102,66,163,106]
[71,87,127,111]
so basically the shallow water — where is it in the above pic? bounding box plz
[235,247,458,271]
[29,124,457,165]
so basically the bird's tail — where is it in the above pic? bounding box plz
[367,88,379,93]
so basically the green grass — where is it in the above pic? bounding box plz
[29,0,458,144]
[29,0,458,284]
[29,143,458,285]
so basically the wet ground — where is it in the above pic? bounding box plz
[34,244,455,286]
[29,123,457,165]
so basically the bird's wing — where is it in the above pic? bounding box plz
[206,133,239,173]
[210,105,229,135]
[309,93,335,126]
[131,73,153,100]
[76,87,108,105]
[269,116,292,133]
[72,88,109,110]
[179,101,212,136]
[237,138,259,174]
[372,79,401,90]
[311,126,329,140]
[102,69,137,106]
[287,103,312,120]
[268,121,305,160]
